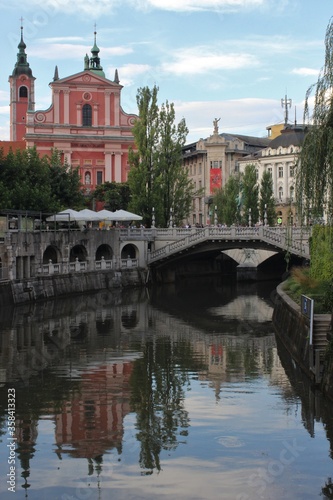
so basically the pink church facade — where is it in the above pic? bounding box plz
[9,28,138,192]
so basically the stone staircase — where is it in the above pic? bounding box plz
[313,315,331,350]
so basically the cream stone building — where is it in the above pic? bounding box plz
[238,124,308,225]
[182,119,270,226]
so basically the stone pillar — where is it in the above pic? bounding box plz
[54,89,60,124]
[63,90,70,124]
[104,152,112,182]
[114,153,122,182]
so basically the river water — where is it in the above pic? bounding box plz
[0,277,333,500]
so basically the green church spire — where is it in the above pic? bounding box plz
[88,27,105,78]
[12,24,33,77]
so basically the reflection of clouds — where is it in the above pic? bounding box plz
[208,295,273,322]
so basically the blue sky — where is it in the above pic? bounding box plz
[0,0,332,143]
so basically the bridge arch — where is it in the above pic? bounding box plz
[121,243,138,260]
[70,244,88,262]
[43,245,61,264]
[95,244,113,261]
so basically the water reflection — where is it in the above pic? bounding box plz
[0,281,332,499]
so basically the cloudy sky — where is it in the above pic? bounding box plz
[1,0,332,143]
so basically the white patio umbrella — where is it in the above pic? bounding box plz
[111,209,142,221]
[46,209,81,222]
[96,209,117,220]
[77,209,101,221]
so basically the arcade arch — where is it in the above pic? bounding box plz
[70,244,88,262]
[121,244,138,260]
[43,245,61,264]
[96,244,113,261]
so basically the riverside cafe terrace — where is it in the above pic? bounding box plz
[0,209,143,236]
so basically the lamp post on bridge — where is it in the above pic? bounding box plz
[169,208,173,228]
[214,205,218,226]
[152,207,155,228]
[248,208,252,227]
[264,204,267,226]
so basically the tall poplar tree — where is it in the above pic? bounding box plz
[242,164,259,225]
[128,86,159,226]
[259,170,276,225]
[128,86,194,227]
[155,100,193,227]
[213,175,242,225]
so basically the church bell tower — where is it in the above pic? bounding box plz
[9,24,35,141]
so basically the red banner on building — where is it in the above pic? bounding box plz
[210,168,222,192]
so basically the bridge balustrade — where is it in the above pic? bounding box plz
[147,226,311,264]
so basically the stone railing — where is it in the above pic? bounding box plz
[37,257,138,276]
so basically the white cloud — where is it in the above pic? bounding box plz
[173,98,288,143]
[29,43,132,60]
[291,67,320,77]
[106,63,152,86]
[162,47,259,76]
[10,0,268,18]
[133,0,265,12]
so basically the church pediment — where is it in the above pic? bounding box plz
[51,71,121,88]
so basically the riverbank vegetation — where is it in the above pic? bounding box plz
[283,225,333,313]
[283,18,333,315]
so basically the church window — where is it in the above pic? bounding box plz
[82,104,92,126]
[19,86,28,98]
[97,171,103,185]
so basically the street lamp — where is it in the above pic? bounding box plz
[248,208,252,227]
[264,203,267,226]
[152,207,155,228]
[214,205,218,226]
[169,207,173,228]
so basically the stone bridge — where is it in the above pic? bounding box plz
[0,223,310,286]
[142,226,310,265]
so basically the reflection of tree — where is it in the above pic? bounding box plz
[130,337,201,474]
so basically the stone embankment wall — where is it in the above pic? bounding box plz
[273,282,333,400]
[273,283,313,381]
[5,269,146,305]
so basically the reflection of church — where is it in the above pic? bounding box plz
[54,361,133,459]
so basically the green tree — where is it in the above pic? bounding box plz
[128,86,194,227]
[154,100,194,227]
[49,150,84,210]
[91,181,131,211]
[0,147,83,211]
[259,170,276,225]
[296,17,333,221]
[242,164,259,225]
[128,86,159,226]
[214,174,241,225]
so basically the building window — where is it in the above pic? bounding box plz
[289,165,294,177]
[278,186,283,200]
[268,167,273,177]
[82,104,92,126]
[85,172,91,185]
[278,166,283,178]
[199,163,202,174]
[290,186,295,201]
[19,86,28,98]
[97,171,103,185]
